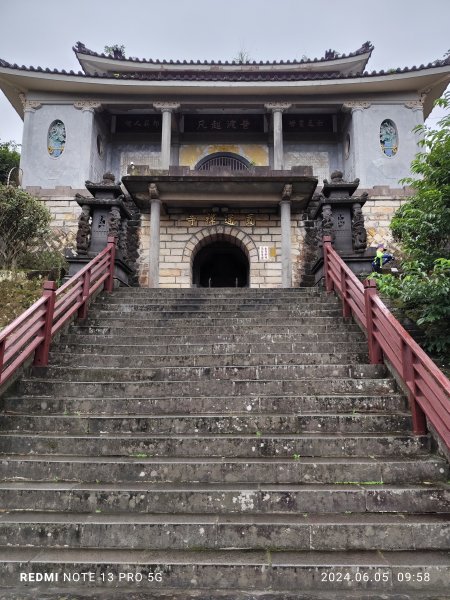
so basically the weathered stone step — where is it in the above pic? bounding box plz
[1,455,446,484]
[62,331,365,345]
[2,394,406,416]
[0,512,448,551]
[30,363,386,383]
[85,316,352,329]
[93,301,341,310]
[49,351,369,368]
[95,301,339,311]
[0,589,446,600]
[89,308,344,320]
[111,289,322,297]
[71,317,364,339]
[0,433,424,458]
[56,341,370,356]
[0,548,449,593]
[1,482,447,514]
[16,377,398,397]
[0,412,412,435]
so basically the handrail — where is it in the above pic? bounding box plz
[322,235,450,450]
[0,236,116,387]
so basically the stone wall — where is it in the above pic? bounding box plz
[138,208,305,289]
[361,186,415,253]
[27,185,414,287]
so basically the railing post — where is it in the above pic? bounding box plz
[340,265,351,319]
[34,281,57,367]
[0,338,6,381]
[78,267,91,320]
[105,236,116,293]
[363,279,383,364]
[402,341,427,435]
[322,235,334,293]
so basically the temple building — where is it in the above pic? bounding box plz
[1,42,449,287]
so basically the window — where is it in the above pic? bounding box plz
[47,120,66,158]
[380,119,398,157]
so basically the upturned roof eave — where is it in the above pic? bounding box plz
[2,64,449,120]
[74,45,373,76]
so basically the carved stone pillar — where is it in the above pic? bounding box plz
[149,183,161,288]
[280,184,293,288]
[153,102,180,169]
[265,103,291,170]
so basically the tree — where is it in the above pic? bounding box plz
[234,49,251,64]
[374,93,450,356]
[0,140,20,184]
[0,184,51,269]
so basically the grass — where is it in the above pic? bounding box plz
[0,276,43,329]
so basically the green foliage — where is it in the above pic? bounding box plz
[0,184,51,269]
[375,93,450,356]
[104,44,125,59]
[0,140,20,184]
[0,277,43,329]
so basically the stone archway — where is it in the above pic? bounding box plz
[183,226,259,288]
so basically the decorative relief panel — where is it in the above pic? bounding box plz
[380,119,398,157]
[47,120,66,158]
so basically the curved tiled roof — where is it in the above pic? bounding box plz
[1,56,449,82]
[72,41,374,67]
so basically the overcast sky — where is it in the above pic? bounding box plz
[0,0,449,144]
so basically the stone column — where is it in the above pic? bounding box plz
[405,100,425,146]
[153,102,180,169]
[19,95,42,187]
[280,185,293,288]
[74,101,102,182]
[149,183,161,288]
[342,102,370,180]
[265,103,291,170]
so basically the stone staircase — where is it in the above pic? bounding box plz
[0,287,448,599]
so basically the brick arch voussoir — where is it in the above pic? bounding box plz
[182,226,258,264]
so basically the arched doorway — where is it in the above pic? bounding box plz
[192,240,249,287]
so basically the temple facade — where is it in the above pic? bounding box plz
[1,42,449,287]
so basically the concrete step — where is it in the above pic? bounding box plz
[0,548,449,593]
[1,394,407,416]
[16,377,398,398]
[0,432,425,458]
[30,363,387,383]
[49,351,370,368]
[0,512,448,551]
[0,482,447,515]
[0,455,446,484]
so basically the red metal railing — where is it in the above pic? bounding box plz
[0,236,116,387]
[323,235,450,450]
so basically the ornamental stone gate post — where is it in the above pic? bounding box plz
[67,172,135,286]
